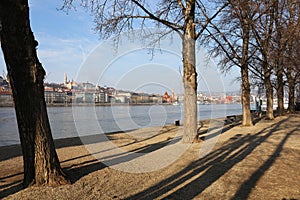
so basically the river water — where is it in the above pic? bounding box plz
[0,104,242,146]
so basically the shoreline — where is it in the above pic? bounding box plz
[0,102,242,107]
[0,114,243,148]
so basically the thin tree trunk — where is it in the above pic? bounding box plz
[264,62,274,119]
[288,82,295,113]
[287,73,295,113]
[274,0,285,116]
[263,2,275,120]
[286,32,296,113]
[182,0,198,143]
[276,59,285,115]
[0,0,69,187]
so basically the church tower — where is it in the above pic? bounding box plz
[171,89,175,103]
[64,73,67,85]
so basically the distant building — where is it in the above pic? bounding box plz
[225,96,233,103]
[162,91,175,103]
[149,95,162,104]
[64,80,77,89]
[113,91,131,103]
[44,88,67,104]
[0,90,13,105]
[131,93,151,104]
[0,76,13,105]
[94,91,110,103]
[63,73,77,89]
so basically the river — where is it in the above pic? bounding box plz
[0,104,242,146]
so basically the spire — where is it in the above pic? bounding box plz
[64,73,67,84]
[172,89,175,102]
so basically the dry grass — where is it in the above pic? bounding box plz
[1,113,300,199]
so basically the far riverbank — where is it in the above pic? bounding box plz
[0,102,242,107]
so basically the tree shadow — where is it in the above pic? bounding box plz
[59,125,178,168]
[65,159,107,183]
[198,113,266,142]
[0,180,23,199]
[0,125,180,193]
[0,172,23,182]
[127,116,291,199]
[0,145,22,162]
[198,116,242,141]
[0,126,178,163]
[0,129,138,162]
[64,134,181,183]
[0,131,131,197]
[232,127,299,200]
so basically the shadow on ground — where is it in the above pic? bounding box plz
[65,127,181,183]
[0,115,297,199]
[126,116,293,199]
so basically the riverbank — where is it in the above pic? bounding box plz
[0,102,242,107]
[1,113,299,199]
[0,104,243,147]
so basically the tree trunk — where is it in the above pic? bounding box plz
[274,0,285,116]
[287,71,295,113]
[241,66,253,126]
[264,62,274,120]
[287,81,295,113]
[0,0,69,187]
[286,34,296,113]
[240,21,253,126]
[276,59,285,115]
[181,0,198,143]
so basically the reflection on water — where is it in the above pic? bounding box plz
[0,104,242,146]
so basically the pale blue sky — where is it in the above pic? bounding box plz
[0,0,241,94]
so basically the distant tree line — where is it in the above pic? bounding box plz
[202,0,300,122]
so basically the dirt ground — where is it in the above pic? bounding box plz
[0,113,299,199]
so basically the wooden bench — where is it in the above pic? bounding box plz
[225,115,237,123]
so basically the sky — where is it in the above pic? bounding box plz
[0,0,241,94]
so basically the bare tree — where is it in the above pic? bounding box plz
[62,0,227,143]
[283,0,300,113]
[0,0,69,187]
[271,0,300,115]
[202,0,263,126]
[251,1,276,120]
[273,0,287,115]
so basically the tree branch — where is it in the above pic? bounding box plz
[205,28,241,68]
[131,0,183,35]
[177,0,186,13]
[207,20,241,62]
[196,2,229,39]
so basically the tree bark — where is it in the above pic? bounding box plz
[264,62,274,119]
[287,69,295,113]
[274,0,285,116]
[181,0,198,143]
[0,0,69,187]
[276,58,285,115]
[240,21,253,126]
[262,2,275,120]
[241,66,253,126]
[287,81,295,113]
